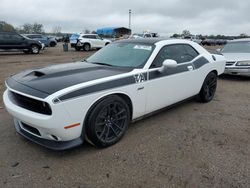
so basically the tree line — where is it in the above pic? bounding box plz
[0,21,62,35]
[171,30,249,40]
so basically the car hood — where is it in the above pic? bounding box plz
[222,53,250,61]
[7,62,132,97]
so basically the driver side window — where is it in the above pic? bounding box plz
[150,44,199,68]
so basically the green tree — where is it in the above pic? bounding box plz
[239,33,248,38]
[182,30,191,37]
[0,21,15,32]
[17,23,44,34]
[33,23,44,33]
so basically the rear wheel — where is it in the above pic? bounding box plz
[83,43,90,51]
[105,42,110,46]
[85,96,130,147]
[199,72,217,103]
[30,45,40,54]
[50,41,56,47]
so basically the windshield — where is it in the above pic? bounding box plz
[222,41,250,53]
[86,42,154,68]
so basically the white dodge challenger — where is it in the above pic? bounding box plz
[3,39,226,150]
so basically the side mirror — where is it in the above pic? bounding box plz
[158,59,178,73]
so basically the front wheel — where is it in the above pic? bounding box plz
[30,45,40,54]
[199,72,217,103]
[85,96,130,147]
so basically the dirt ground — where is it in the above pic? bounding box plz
[0,44,249,188]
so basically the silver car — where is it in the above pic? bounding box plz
[221,38,250,76]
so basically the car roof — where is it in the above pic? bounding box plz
[116,38,190,45]
[117,38,165,44]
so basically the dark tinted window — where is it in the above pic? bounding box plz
[0,33,6,40]
[89,35,97,39]
[151,44,199,68]
[82,35,94,39]
[183,45,199,60]
[2,33,23,40]
[11,33,23,40]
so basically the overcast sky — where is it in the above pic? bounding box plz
[1,0,250,36]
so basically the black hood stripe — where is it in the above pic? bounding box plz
[6,78,50,99]
[58,76,136,101]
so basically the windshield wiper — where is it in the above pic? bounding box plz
[92,62,113,66]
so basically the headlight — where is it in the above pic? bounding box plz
[236,61,250,66]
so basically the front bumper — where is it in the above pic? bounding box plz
[3,89,85,150]
[224,67,250,76]
[14,119,83,150]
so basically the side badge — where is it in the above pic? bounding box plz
[134,73,145,83]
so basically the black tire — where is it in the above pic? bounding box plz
[75,46,81,51]
[85,95,130,148]
[105,42,110,46]
[50,42,56,47]
[23,50,30,54]
[30,45,40,54]
[83,43,90,51]
[199,72,217,103]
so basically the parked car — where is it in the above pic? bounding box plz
[184,36,202,44]
[55,36,63,42]
[75,34,111,51]
[130,33,153,39]
[201,39,217,46]
[220,38,250,76]
[69,33,80,48]
[24,34,57,47]
[0,31,43,54]
[201,38,227,46]
[3,38,225,150]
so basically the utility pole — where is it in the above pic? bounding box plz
[129,9,132,30]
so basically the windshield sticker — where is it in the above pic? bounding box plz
[134,45,152,51]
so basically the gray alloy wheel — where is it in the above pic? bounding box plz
[83,43,90,51]
[85,95,130,147]
[30,45,40,54]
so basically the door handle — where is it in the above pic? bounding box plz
[187,66,193,71]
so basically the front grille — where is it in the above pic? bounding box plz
[226,61,235,66]
[21,122,41,136]
[9,91,52,115]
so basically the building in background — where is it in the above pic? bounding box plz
[96,27,131,38]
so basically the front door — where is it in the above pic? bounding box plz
[145,44,201,113]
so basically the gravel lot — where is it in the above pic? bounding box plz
[0,44,249,188]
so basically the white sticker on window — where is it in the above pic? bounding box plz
[134,45,152,51]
